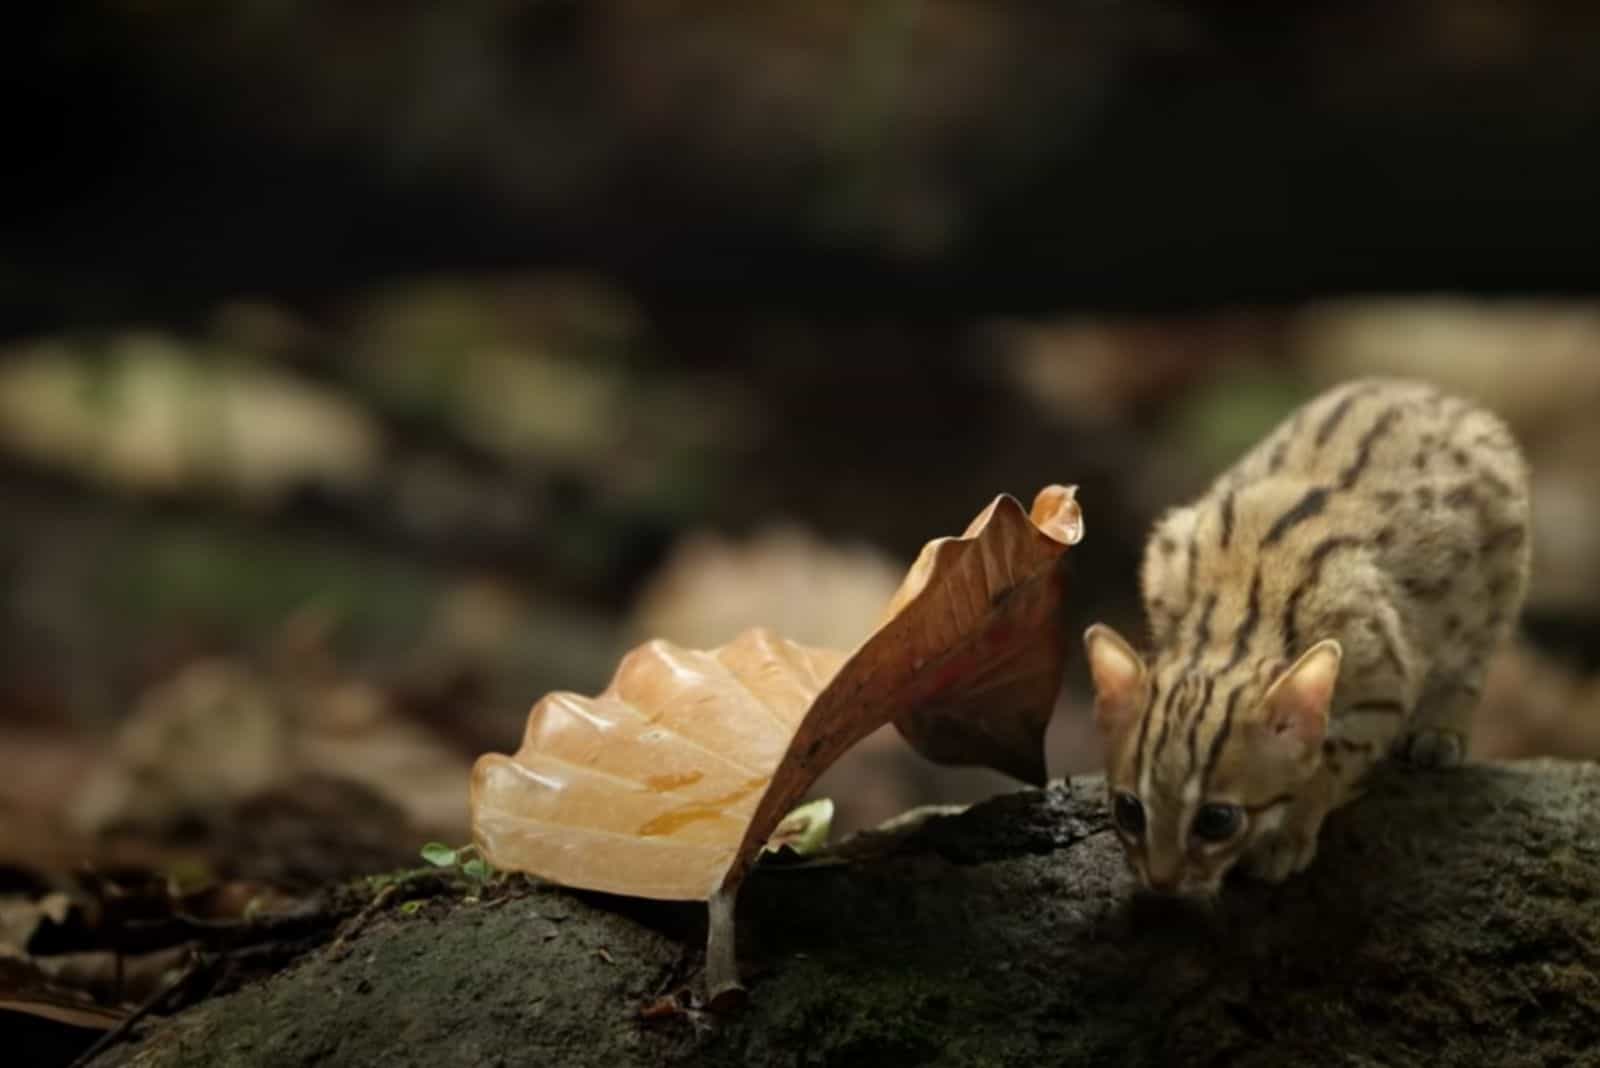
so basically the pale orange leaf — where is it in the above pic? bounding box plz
[470,485,1084,998]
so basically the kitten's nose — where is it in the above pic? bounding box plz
[1147,873,1180,895]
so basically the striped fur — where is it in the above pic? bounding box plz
[1088,379,1531,898]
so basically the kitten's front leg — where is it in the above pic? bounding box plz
[1401,667,1488,769]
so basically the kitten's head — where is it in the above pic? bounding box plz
[1082,624,1341,898]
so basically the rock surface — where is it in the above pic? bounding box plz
[99,761,1600,1067]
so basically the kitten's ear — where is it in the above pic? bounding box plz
[1262,639,1342,762]
[1083,624,1148,735]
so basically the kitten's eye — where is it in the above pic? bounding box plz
[1112,792,1146,835]
[1192,803,1242,843]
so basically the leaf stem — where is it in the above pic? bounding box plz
[704,886,746,1011]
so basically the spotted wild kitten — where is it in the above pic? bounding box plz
[1083,379,1531,898]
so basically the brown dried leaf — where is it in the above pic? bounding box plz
[0,957,128,1031]
[0,892,74,958]
[33,945,190,1008]
[471,484,1083,906]
[886,482,1084,783]
[722,485,1082,890]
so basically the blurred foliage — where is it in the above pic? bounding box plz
[1164,371,1315,485]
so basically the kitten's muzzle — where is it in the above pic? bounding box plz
[1147,874,1181,895]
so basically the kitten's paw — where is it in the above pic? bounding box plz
[1401,728,1466,768]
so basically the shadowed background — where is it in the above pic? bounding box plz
[4,5,1600,1059]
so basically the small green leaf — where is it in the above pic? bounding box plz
[399,900,424,915]
[461,858,491,883]
[420,842,458,867]
[762,798,834,857]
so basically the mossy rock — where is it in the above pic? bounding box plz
[98,762,1600,1067]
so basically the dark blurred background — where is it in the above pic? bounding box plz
[6,2,1600,1055]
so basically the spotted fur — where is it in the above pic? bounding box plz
[1086,379,1531,897]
